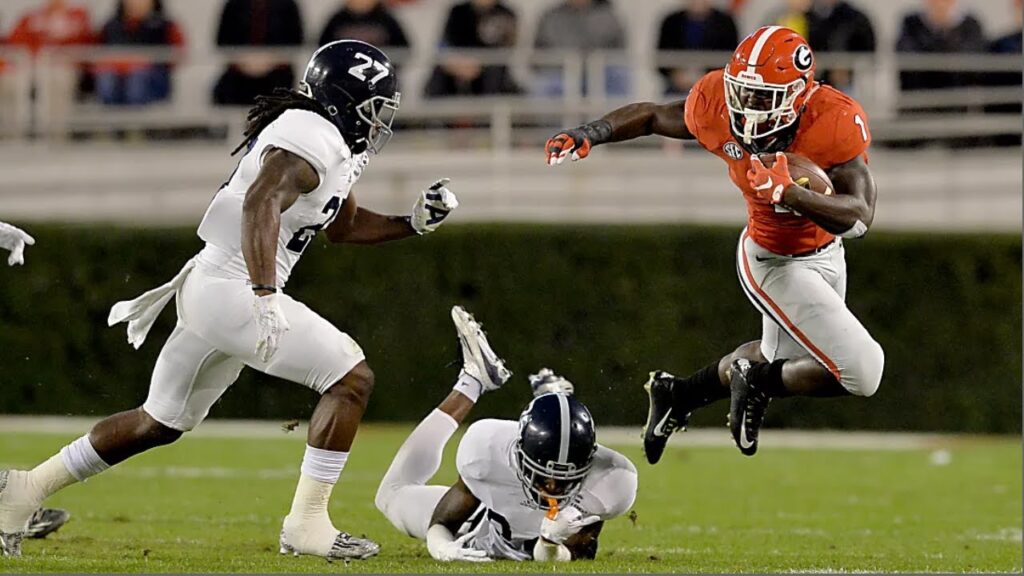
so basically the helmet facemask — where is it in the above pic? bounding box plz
[724,71,806,152]
[355,92,401,155]
[514,440,593,510]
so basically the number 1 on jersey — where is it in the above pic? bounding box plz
[854,114,868,142]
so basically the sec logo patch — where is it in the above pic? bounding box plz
[724,142,744,159]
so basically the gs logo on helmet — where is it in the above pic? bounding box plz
[793,44,813,73]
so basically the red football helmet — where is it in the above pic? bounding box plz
[724,26,817,153]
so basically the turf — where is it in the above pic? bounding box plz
[0,426,1020,573]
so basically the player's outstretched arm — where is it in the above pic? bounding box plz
[326,180,459,244]
[750,154,877,238]
[545,100,693,165]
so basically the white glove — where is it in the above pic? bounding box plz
[539,506,601,545]
[410,178,459,235]
[0,222,35,266]
[253,292,290,363]
[426,525,491,563]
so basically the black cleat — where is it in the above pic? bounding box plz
[26,508,70,540]
[641,371,690,465]
[728,359,771,456]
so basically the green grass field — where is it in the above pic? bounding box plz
[0,424,1020,573]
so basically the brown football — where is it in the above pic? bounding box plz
[759,153,834,196]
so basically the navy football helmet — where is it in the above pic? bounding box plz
[514,392,597,509]
[299,40,400,155]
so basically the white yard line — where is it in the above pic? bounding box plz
[0,415,1014,450]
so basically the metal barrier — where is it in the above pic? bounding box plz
[0,46,1018,147]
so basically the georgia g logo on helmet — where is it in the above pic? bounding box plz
[794,44,814,73]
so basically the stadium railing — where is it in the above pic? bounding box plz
[0,46,1018,147]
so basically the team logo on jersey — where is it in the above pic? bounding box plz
[794,45,813,73]
[723,142,745,160]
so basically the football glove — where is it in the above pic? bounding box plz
[539,506,601,545]
[411,178,459,235]
[0,222,35,266]
[545,128,592,165]
[747,152,794,205]
[254,292,290,363]
[425,525,491,563]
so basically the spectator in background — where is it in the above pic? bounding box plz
[771,0,811,40]
[990,0,1022,55]
[318,0,409,49]
[213,0,304,106]
[95,0,184,106]
[424,0,521,98]
[656,0,738,96]
[7,0,93,55]
[534,0,628,97]
[2,0,95,130]
[986,0,1022,145]
[806,0,875,93]
[896,0,986,92]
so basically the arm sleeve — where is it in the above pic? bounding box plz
[577,449,637,520]
[256,110,347,184]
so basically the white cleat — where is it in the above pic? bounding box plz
[279,529,380,561]
[451,306,512,392]
[528,368,575,396]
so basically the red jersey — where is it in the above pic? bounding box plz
[684,69,871,255]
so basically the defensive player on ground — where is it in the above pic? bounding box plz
[0,222,72,539]
[545,26,883,459]
[0,40,458,559]
[374,306,638,562]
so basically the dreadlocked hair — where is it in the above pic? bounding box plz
[231,88,334,156]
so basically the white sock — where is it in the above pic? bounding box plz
[59,435,110,483]
[453,371,483,403]
[299,445,347,485]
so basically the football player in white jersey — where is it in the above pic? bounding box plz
[0,40,458,559]
[375,307,638,562]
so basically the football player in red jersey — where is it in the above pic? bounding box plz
[545,26,882,460]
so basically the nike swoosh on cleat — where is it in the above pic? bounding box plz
[651,409,674,437]
[738,413,755,449]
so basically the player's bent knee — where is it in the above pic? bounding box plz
[325,362,375,406]
[841,340,885,397]
[137,408,186,444]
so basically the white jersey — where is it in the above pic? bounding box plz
[196,109,369,287]
[454,419,638,561]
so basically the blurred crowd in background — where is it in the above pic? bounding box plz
[0,0,1018,148]
[1,0,1019,102]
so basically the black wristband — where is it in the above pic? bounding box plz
[251,284,278,293]
[579,120,613,146]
